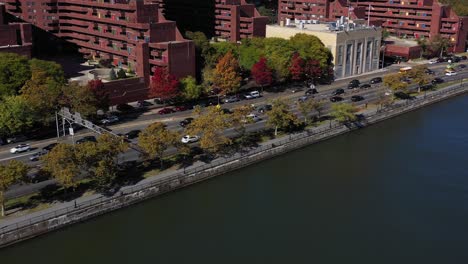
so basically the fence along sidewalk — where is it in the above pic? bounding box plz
[1,82,468,239]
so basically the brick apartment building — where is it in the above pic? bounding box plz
[277,0,468,55]
[155,0,268,42]
[0,3,32,58]
[0,0,195,83]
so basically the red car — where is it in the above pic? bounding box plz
[174,105,188,112]
[158,108,174,115]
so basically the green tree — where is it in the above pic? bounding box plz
[92,134,128,188]
[187,106,231,154]
[180,76,203,101]
[330,103,358,123]
[297,100,315,124]
[42,144,80,190]
[213,51,242,95]
[138,122,178,168]
[0,160,28,216]
[60,82,98,117]
[263,38,295,80]
[430,34,451,57]
[266,99,300,136]
[257,6,277,24]
[384,73,408,91]
[289,33,333,68]
[0,53,31,97]
[408,66,431,93]
[310,99,326,118]
[0,96,35,137]
[239,41,264,70]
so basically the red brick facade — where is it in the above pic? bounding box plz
[278,0,468,53]
[0,3,32,58]
[0,0,195,83]
[214,0,269,42]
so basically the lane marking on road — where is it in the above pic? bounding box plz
[0,152,36,162]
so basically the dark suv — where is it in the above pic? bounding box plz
[348,79,360,89]
[370,77,382,84]
[332,88,345,96]
[394,92,414,100]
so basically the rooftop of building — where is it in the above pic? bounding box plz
[270,19,381,34]
[385,36,420,47]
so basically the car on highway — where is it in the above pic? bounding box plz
[330,96,343,102]
[348,79,360,89]
[125,130,141,140]
[437,58,446,63]
[332,88,345,96]
[244,113,261,123]
[243,91,261,99]
[370,77,382,84]
[76,136,97,144]
[360,84,371,89]
[10,144,31,154]
[445,70,457,76]
[179,117,194,127]
[428,59,438,64]
[462,55,468,60]
[458,64,466,69]
[257,104,272,113]
[224,96,240,103]
[298,95,311,102]
[137,100,152,108]
[174,105,189,112]
[420,84,435,91]
[30,151,47,161]
[100,115,119,125]
[158,108,175,115]
[305,88,318,95]
[42,143,58,152]
[432,77,444,84]
[351,95,364,102]
[425,69,435,75]
[181,135,200,144]
[394,92,414,100]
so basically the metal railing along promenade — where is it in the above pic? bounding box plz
[1,82,467,236]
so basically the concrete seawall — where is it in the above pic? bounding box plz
[1,84,467,249]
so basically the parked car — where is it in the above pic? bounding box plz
[257,104,272,113]
[394,92,414,100]
[10,144,31,154]
[125,130,141,140]
[351,95,364,102]
[332,88,345,96]
[445,70,457,76]
[6,135,27,144]
[116,103,134,112]
[348,79,360,89]
[181,135,200,144]
[42,143,58,152]
[100,115,119,125]
[428,59,438,64]
[451,56,461,63]
[370,77,382,84]
[158,108,175,115]
[224,95,240,103]
[76,136,97,144]
[291,84,304,93]
[330,96,343,102]
[437,57,446,63]
[244,91,261,99]
[30,151,47,161]
[174,105,189,112]
[432,77,444,84]
[305,88,318,95]
[179,118,194,127]
[360,84,371,89]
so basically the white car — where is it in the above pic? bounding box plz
[101,115,119,125]
[181,135,200,144]
[10,144,31,154]
[428,59,438,64]
[243,113,261,123]
[244,91,260,99]
[445,71,457,76]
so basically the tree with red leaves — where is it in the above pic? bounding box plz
[251,57,273,90]
[289,53,305,81]
[149,67,180,100]
[304,59,323,85]
[87,79,109,111]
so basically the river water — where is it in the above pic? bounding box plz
[2,95,468,263]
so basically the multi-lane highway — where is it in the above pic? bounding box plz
[1,61,466,168]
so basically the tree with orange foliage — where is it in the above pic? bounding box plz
[213,51,242,95]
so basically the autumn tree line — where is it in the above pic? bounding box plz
[149,32,335,102]
[0,53,108,140]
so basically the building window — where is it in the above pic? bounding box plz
[366,41,372,70]
[345,43,353,76]
[337,45,343,66]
